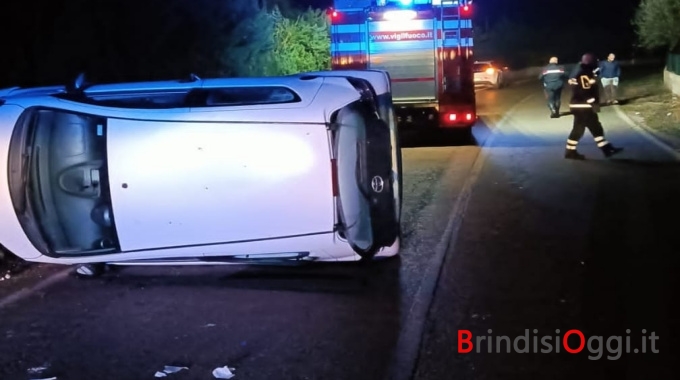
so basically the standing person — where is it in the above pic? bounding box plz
[564,53,623,160]
[539,56,567,118]
[598,53,621,104]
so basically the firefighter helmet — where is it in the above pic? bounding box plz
[580,53,596,65]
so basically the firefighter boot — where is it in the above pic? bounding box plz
[565,149,585,160]
[601,143,623,158]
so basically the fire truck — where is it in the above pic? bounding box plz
[328,0,476,131]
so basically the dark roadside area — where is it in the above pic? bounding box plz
[0,249,66,301]
[617,66,680,144]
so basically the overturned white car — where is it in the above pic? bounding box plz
[0,70,402,276]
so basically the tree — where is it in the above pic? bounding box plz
[633,0,680,52]
[271,7,331,75]
[219,9,279,77]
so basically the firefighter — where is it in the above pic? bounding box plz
[569,57,601,112]
[539,57,567,118]
[564,53,623,160]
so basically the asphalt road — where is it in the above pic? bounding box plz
[414,79,680,379]
[1,74,677,380]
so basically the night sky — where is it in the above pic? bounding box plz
[301,0,642,31]
[0,0,648,87]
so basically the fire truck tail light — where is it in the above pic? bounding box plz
[326,8,339,19]
[383,10,417,21]
[443,112,474,123]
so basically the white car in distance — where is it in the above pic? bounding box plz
[473,61,506,89]
[0,70,402,277]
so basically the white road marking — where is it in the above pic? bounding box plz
[384,93,537,380]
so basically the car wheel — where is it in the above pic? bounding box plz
[75,263,106,278]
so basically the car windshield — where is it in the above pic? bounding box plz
[8,108,120,256]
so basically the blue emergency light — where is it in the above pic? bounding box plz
[398,0,413,5]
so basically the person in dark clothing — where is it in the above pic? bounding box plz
[598,53,621,104]
[564,53,623,160]
[570,57,601,111]
[539,56,567,118]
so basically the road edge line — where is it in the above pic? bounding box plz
[613,105,680,160]
[0,266,72,310]
[384,93,537,380]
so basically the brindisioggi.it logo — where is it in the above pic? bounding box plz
[458,329,659,360]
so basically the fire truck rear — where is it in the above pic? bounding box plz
[329,0,476,131]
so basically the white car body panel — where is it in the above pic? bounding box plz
[0,71,401,266]
[107,118,334,252]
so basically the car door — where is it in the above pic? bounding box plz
[331,75,400,259]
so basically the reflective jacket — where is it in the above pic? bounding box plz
[568,63,599,108]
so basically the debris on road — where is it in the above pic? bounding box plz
[27,363,57,380]
[212,366,236,379]
[154,365,188,377]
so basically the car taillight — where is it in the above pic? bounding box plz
[465,113,474,121]
[448,113,457,121]
[331,158,339,196]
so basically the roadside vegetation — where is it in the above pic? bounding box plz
[619,73,680,138]
[620,0,680,139]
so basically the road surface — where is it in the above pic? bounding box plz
[0,76,677,380]
[414,79,679,379]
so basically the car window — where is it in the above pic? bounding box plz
[204,86,299,106]
[54,86,301,108]
[333,102,373,251]
[473,63,491,72]
[85,91,189,108]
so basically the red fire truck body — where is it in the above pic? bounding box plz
[329,0,476,130]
